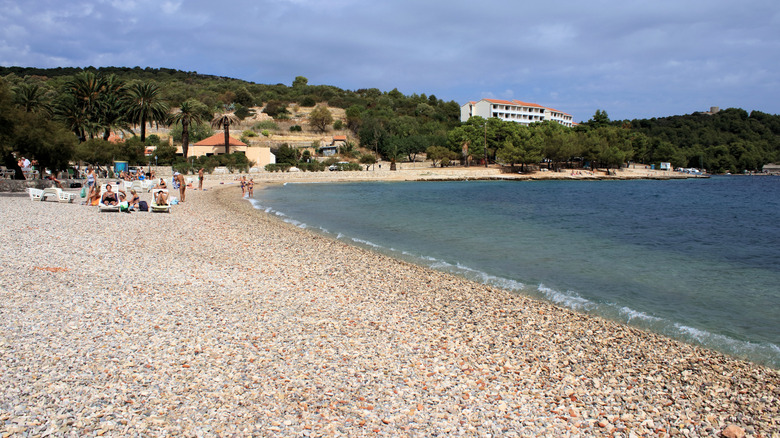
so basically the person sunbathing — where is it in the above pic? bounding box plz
[127,189,140,210]
[101,184,118,205]
[154,189,168,205]
[154,178,167,189]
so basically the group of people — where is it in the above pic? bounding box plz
[239,175,254,198]
[117,169,153,182]
[83,183,141,210]
[77,165,208,209]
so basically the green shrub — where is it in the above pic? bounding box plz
[261,130,271,137]
[299,95,316,107]
[243,130,257,137]
[333,119,343,130]
[254,120,279,131]
[145,134,161,146]
[289,125,302,132]
[298,161,327,172]
[264,163,291,172]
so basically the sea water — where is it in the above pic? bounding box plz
[250,176,780,368]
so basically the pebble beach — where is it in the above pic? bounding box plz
[1,182,778,437]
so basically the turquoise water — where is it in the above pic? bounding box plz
[251,176,780,368]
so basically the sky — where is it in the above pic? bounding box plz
[1,0,779,122]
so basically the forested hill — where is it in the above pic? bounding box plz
[619,108,780,172]
[0,65,461,116]
[2,66,778,174]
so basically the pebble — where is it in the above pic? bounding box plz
[0,184,779,437]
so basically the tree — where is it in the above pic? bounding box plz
[426,145,458,167]
[345,105,363,133]
[13,83,51,114]
[273,144,300,165]
[589,109,611,128]
[234,86,255,107]
[13,111,77,176]
[0,80,25,179]
[210,110,240,154]
[170,99,208,157]
[123,81,169,142]
[96,75,130,141]
[309,104,333,133]
[262,100,289,119]
[292,76,308,88]
[359,153,376,170]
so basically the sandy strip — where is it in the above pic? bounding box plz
[0,186,777,437]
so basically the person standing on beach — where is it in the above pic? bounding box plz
[198,168,204,190]
[174,172,186,202]
[86,166,96,189]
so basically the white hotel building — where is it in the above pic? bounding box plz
[460,98,574,127]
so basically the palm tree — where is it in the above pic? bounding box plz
[211,110,240,154]
[170,99,207,158]
[96,75,130,141]
[55,72,108,141]
[123,82,169,142]
[13,83,51,114]
[54,95,91,141]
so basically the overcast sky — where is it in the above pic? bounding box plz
[1,0,779,122]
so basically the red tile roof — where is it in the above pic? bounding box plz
[333,135,347,141]
[193,133,247,146]
[545,107,572,116]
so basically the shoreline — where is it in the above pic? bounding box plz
[1,185,778,436]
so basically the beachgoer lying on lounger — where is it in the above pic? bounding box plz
[101,184,119,206]
[154,189,168,205]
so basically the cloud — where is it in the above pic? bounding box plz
[1,0,779,120]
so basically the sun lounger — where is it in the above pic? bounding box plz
[40,187,78,203]
[27,188,43,201]
[129,180,144,193]
[150,188,171,213]
[98,184,121,212]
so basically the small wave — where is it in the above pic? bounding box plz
[282,218,307,228]
[351,238,381,248]
[538,284,596,311]
[618,306,663,323]
[673,323,780,367]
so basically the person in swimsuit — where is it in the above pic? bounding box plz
[175,172,186,202]
[127,189,140,210]
[101,184,118,205]
[87,166,96,189]
[154,189,168,205]
[84,185,101,206]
